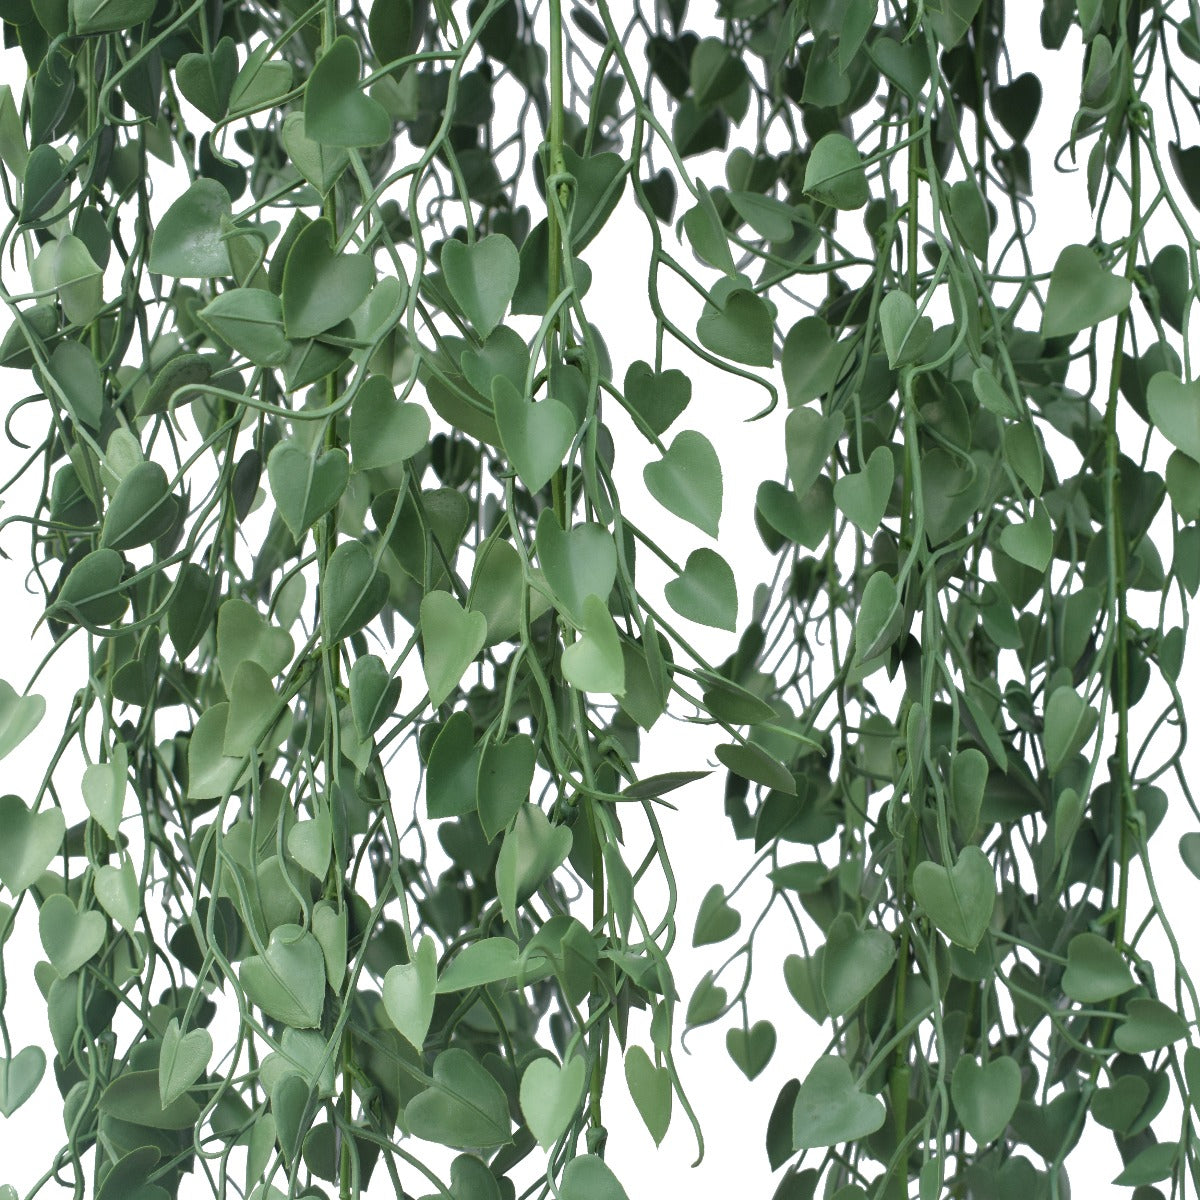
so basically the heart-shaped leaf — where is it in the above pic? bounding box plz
[624,1045,672,1145]
[176,38,239,122]
[322,540,388,643]
[1148,372,1200,464]
[71,0,154,35]
[230,43,294,112]
[239,924,326,1028]
[990,72,1041,141]
[519,1054,587,1149]
[493,376,577,494]
[216,599,294,689]
[535,510,617,625]
[94,857,138,930]
[304,35,391,148]
[420,591,488,708]
[560,1156,630,1200]
[267,440,349,540]
[834,445,894,532]
[50,548,129,627]
[40,892,105,977]
[101,461,177,551]
[159,1018,214,1108]
[792,1056,886,1149]
[693,884,740,946]
[149,179,232,278]
[440,234,520,340]
[404,1048,513,1150]
[478,734,536,840]
[1041,243,1132,339]
[496,804,573,929]
[281,217,374,340]
[804,133,868,209]
[951,1055,1020,1145]
[0,680,45,761]
[287,813,332,878]
[223,660,281,758]
[280,113,349,196]
[664,548,737,630]
[382,936,437,1051]
[879,289,933,368]
[0,795,64,894]
[0,1046,46,1118]
[912,846,996,950]
[426,711,481,819]
[784,407,844,498]
[644,430,722,537]
[696,281,775,367]
[1114,998,1188,1053]
[350,375,430,470]
[561,594,625,695]
[727,1020,776,1080]
[1044,684,1099,775]
[1092,1075,1150,1132]
[623,361,691,436]
[1061,931,1134,1003]
[821,912,895,1016]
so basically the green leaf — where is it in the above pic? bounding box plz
[520,1054,586,1149]
[420,592,488,708]
[0,794,64,894]
[70,0,154,36]
[951,1056,1020,1145]
[47,340,104,429]
[643,429,722,537]
[230,44,294,112]
[53,235,103,326]
[791,1056,886,1149]
[782,319,851,407]
[715,741,796,794]
[696,280,775,366]
[561,594,625,695]
[726,1020,775,1080]
[496,803,572,928]
[1061,931,1133,1003]
[50,548,129,627]
[93,858,138,930]
[664,548,737,630]
[1043,684,1098,775]
[477,734,536,841]
[693,884,740,946]
[350,375,430,470]
[821,913,895,1016]
[834,446,894,532]
[197,288,289,366]
[216,598,294,690]
[782,405,840,494]
[176,38,239,122]
[404,1048,513,1150]
[0,1046,46,1118]
[186,703,251,801]
[998,504,1053,571]
[426,711,481,819]
[0,680,46,762]
[1114,998,1188,1053]
[382,936,437,1051]
[436,937,521,993]
[1148,372,1200,464]
[912,847,996,950]
[159,1018,213,1108]
[304,35,391,147]
[440,234,520,340]
[267,440,349,540]
[280,113,349,196]
[535,510,617,625]
[1040,244,1132,339]
[101,461,177,551]
[238,924,326,1028]
[150,180,233,278]
[98,1070,200,1132]
[322,540,388,644]
[349,654,401,740]
[282,217,375,340]
[804,133,869,209]
[879,289,933,368]
[624,1046,671,1145]
[493,376,577,494]
[81,745,127,839]
[559,1156,630,1200]
[39,892,104,977]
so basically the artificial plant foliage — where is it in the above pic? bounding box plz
[0,0,1199,1199]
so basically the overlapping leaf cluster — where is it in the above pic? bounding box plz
[1,0,1199,1199]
